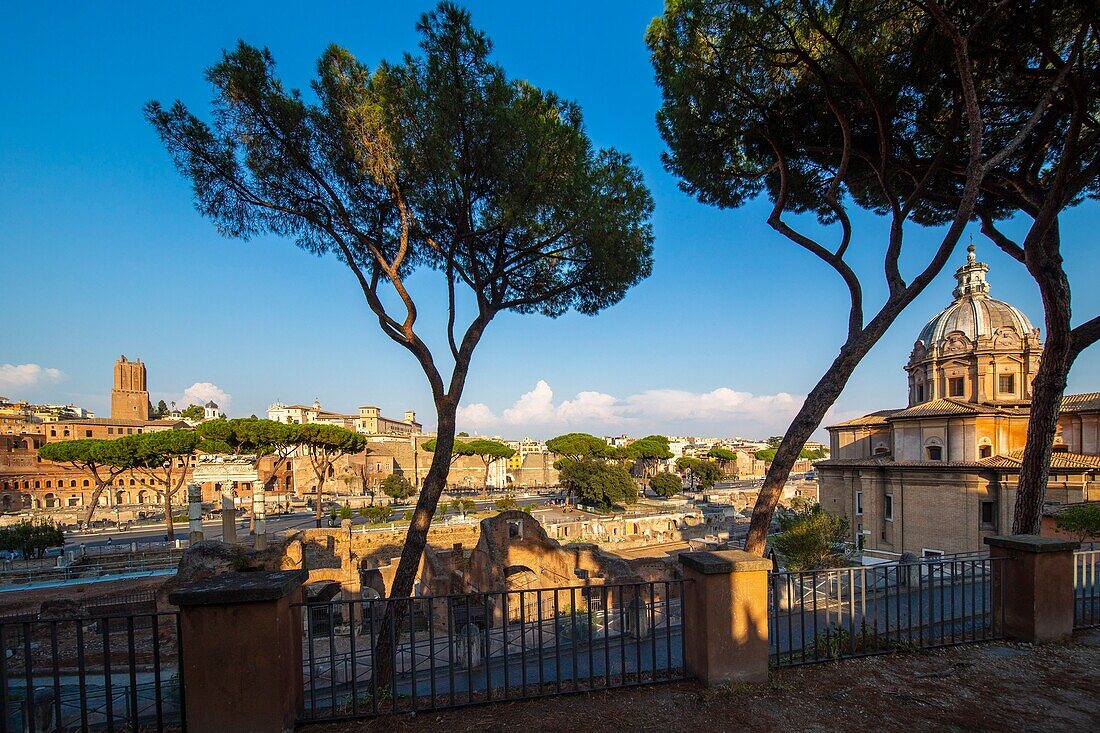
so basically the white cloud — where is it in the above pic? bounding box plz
[457,380,807,437]
[0,363,64,391]
[177,382,232,414]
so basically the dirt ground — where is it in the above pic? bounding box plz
[303,633,1100,733]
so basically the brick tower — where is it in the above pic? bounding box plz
[111,355,150,420]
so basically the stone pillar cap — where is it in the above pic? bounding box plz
[679,549,772,574]
[169,570,308,606]
[984,534,1080,553]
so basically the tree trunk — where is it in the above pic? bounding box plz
[1012,224,1073,534]
[314,475,328,528]
[165,493,174,540]
[82,469,116,527]
[744,324,890,555]
[373,399,459,691]
[83,486,104,527]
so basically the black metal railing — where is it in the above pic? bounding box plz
[297,579,686,722]
[0,609,184,732]
[1074,549,1100,629]
[768,556,1004,667]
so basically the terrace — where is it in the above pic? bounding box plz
[0,536,1096,731]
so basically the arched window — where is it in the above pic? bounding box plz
[43,493,57,509]
[83,479,90,487]
[70,479,77,487]
[978,437,993,460]
[45,480,51,488]
[925,437,944,462]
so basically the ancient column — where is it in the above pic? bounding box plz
[220,482,237,544]
[253,480,267,550]
[187,483,204,542]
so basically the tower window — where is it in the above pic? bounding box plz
[998,374,1015,394]
[927,446,943,461]
[916,384,925,402]
[948,378,965,397]
[884,493,894,521]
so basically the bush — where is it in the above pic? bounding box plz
[494,495,519,511]
[361,505,394,524]
[771,503,850,570]
[560,458,637,511]
[0,521,65,560]
[381,474,414,501]
[1054,503,1100,541]
[649,472,682,498]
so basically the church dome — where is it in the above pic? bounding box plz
[916,245,1035,348]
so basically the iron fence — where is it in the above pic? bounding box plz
[1074,549,1100,629]
[296,579,686,722]
[768,556,1004,666]
[0,555,182,588]
[0,609,184,732]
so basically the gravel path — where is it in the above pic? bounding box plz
[302,633,1100,733]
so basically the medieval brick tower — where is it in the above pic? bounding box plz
[111,355,150,420]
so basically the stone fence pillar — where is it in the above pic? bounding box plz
[678,549,771,686]
[169,570,307,733]
[187,483,204,543]
[985,535,1079,643]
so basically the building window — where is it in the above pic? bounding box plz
[855,491,863,516]
[979,445,992,459]
[85,430,92,437]
[998,374,1015,394]
[916,384,925,402]
[108,428,114,434]
[884,493,894,521]
[948,377,965,397]
[980,500,997,529]
[927,446,943,461]
[50,430,56,437]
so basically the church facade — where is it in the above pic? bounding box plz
[818,246,1100,560]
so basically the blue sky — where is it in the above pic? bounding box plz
[2,1,1099,440]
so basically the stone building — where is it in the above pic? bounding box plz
[111,355,150,421]
[267,400,422,437]
[0,356,189,516]
[818,246,1100,560]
